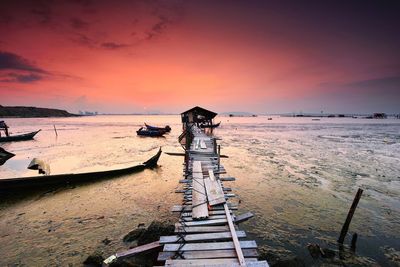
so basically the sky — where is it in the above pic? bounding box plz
[0,0,399,114]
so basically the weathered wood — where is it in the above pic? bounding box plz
[170,204,237,212]
[175,218,227,227]
[165,258,258,266]
[103,241,161,265]
[200,139,207,149]
[235,212,254,224]
[181,210,229,217]
[159,231,246,243]
[158,248,258,261]
[338,188,363,244]
[204,169,226,206]
[192,161,209,219]
[220,177,235,181]
[224,202,246,265]
[180,214,227,222]
[163,240,258,252]
[175,225,230,233]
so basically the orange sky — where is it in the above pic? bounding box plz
[0,1,399,114]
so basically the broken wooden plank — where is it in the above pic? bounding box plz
[191,161,208,219]
[103,241,161,265]
[175,218,227,227]
[175,225,230,233]
[235,212,254,224]
[159,231,246,244]
[220,177,235,181]
[165,258,258,266]
[170,203,237,212]
[180,214,227,222]
[204,169,226,206]
[163,240,258,252]
[158,248,258,261]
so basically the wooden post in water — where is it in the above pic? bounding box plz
[53,124,58,137]
[351,233,358,252]
[217,145,221,171]
[338,188,363,244]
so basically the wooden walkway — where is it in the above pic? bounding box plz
[158,125,269,266]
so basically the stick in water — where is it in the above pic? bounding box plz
[53,124,58,137]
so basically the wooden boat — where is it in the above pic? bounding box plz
[137,127,165,137]
[0,148,15,166]
[199,122,220,128]
[0,130,41,142]
[144,123,171,132]
[0,147,162,190]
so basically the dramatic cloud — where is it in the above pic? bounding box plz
[101,42,130,50]
[0,51,46,73]
[0,73,43,83]
[70,17,89,29]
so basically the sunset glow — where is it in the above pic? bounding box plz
[0,0,399,114]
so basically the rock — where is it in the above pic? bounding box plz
[137,221,174,246]
[272,257,306,267]
[307,243,321,259]
[102,238,111,245]
[123,228,145,243]
[83,251,104,267]
[320,248,335,259]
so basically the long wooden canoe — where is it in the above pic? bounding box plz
[0,130,41,142]
[0,147,162,190]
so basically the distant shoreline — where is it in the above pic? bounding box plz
[0,106,79,118]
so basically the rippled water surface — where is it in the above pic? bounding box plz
[0,115,399,266]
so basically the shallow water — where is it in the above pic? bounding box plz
[0,115,399,266]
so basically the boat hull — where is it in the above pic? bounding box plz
[0,148,162,190]
[0,130,41,142]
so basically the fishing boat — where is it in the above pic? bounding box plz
[0,130,41,142]
[0,148,15,166]
[136,127,165,137]
[0,147,162,190]
[199,122,221,128]
[144,123,171,132]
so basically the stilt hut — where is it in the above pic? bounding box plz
[181,106,217,128]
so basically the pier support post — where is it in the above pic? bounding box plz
[338,188,363,244]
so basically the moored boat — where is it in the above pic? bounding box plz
[144,123,171,132]
[199,122,221,128]
[0,147,162,190]
[0,130,41,142]
[136,127,165,137]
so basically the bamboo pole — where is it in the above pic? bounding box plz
[338,188,363,244]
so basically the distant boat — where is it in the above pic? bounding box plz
[312,119,320,121]
[0,130,41,142]
[268,118,272,120]
[0,148,162,190]
[144,123,171,132]
[199,122,221,128]
[137,127,165,137]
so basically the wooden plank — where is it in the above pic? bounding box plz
[200,139,207,149]
[220,177,235,181]
[180,214,227,222]
[235,212,254,224]
[181,210,228,217]
[158,249,258,261]
[175,218,227,227]
[165,258,258,266]
[110,241,161,259]
[204,169,226,206]
[175,225,230,233]
[191,161,208,219]
[159,231,246,244]
[171,204,237,212]
[163,240,258,252]
[224,200,246,265]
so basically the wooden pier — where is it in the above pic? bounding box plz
[157,107,268,266]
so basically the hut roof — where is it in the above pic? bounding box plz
[181,106,217,119]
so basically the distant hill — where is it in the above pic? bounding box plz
[0,105,78,118]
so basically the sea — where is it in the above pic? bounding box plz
[0,115,399,266]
